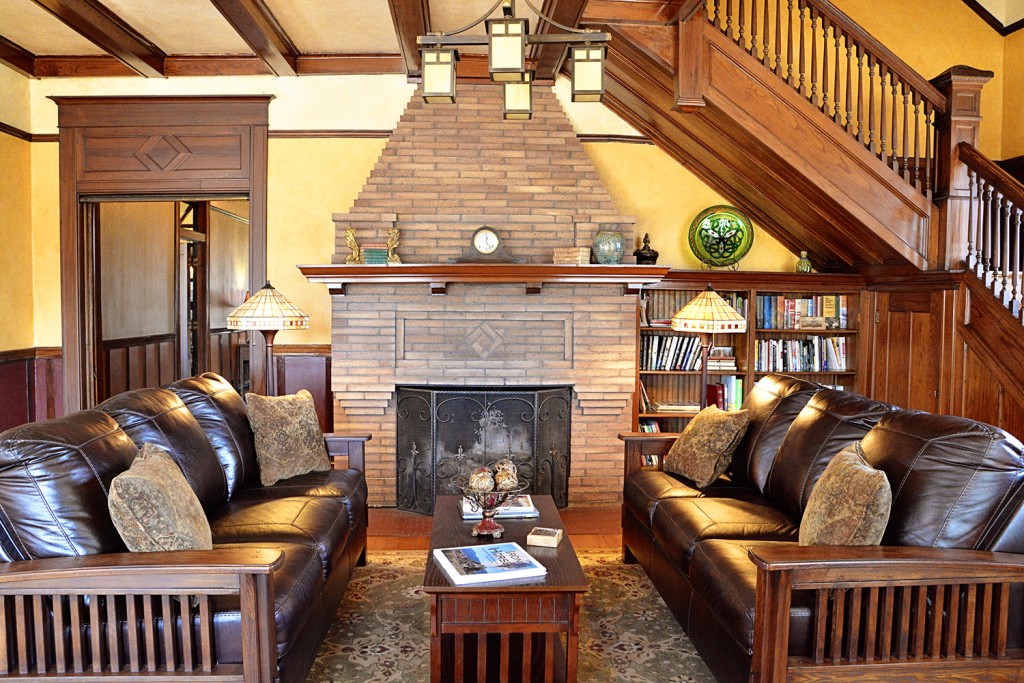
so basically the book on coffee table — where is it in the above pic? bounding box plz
[460,494,539,520]
[433,542,548,585]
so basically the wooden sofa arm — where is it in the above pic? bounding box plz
[748,545,1024,683]
[0,548,284,681]
[324,433,371,471]
[618,432,679,478]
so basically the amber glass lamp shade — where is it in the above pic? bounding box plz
[671,285,746,408]
[227,281,308,396]
[503,71,533,120]
[421,47,459,103]
[486,17,528,81]
[571,45,606,102]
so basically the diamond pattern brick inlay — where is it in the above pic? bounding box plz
[466,322,505,359]
[134,135,191,171]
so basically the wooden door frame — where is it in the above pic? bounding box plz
[54,95,271,412]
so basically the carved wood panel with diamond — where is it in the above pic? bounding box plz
[78,128,250,189]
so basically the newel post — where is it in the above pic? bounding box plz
[930,66,994,270]
[674,0,708,112]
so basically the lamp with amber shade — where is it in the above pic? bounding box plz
[226,282,308,396]
[671,285,747,409]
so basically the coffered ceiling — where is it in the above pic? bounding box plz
[0,0,1015,81]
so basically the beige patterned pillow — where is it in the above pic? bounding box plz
[246,389,330,486]
[800,442,892,546]
[663,406,750,488]
[108,443,213,552]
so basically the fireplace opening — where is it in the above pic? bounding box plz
[395,386,572,514]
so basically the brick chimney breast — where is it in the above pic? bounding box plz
[333,83,636,264]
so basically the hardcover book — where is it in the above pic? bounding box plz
[432,542,547,585]
[461,494,539,520]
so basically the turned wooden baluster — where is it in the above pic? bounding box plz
[1011,207,1023,317]
[984,183,996,284]
[786,0,795,85]
[750,0,759,59]
[763,0,772,68]
[798,2,806,96]
[833,28,843,125]
[891,76,901,171]
[901,87,911,181]
[775,0,783,77]
[726,0,734,38]
[713,0,721,29]
[999,195,1011,301]
[845,38,854,135]
[820,16,830,115]
[867,53,877,154]
[967,170,979,270]
[738,0,746,46]
[856,45,865,144]
[924,101,934,196]
[809,7,818,105]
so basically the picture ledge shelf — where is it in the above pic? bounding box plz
[299,263,672,296]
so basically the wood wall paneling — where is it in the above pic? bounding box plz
[275,348,332,433]
[0,363,30,432]
[0,350,63,432]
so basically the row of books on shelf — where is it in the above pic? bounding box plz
[638,376,743,415]
[753,337,849,373]
[756,294,849,330]
[707,377,744,412]
[641,335,738,372]
[638,381,699,414]
[642,293,748,327]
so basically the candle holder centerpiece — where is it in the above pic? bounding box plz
[450,459,530,539]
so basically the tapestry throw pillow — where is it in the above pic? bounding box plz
[246,389,330,486]
[799,442,892,546]
[108,443,213,552]
[663,405,750,489]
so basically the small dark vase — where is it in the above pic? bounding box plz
[633,233,659,265]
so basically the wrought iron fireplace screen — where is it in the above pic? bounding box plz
[396,386,572,514]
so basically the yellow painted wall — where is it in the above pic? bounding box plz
[0,64,30,133]
[267,138,388,345]
[584,142,799,272]
[1004,30,1024,158]
[833,0,1006,158]
[30,144,61,348]
[0,134,35,352]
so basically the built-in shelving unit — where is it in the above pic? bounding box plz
[635,271,867,433]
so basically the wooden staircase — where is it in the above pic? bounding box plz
[583,0,950,274]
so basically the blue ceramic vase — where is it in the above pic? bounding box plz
[593,230,626,264]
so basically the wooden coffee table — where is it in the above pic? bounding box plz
[423,495,589,683]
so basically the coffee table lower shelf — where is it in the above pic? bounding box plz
[431,591,579,683]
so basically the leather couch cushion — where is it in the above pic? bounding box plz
[688,539,815,655]
[0,411,135,560]
[246,391,330,487]
[209,496,351,578]
[209,542,327,664]
[729,375,821,494]
[108,443,213,552]
[651,496,798,572]
[231,468,369,528]
[623,470,753,529]
[664,406,750,488]
[167,373,261,499]
[98,388,229,513]
[799,443,891,546]
[862,410,1024,550]
[764,389,893,519]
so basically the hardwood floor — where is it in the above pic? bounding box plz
[367,503,622,552]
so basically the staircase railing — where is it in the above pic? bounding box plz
[704,0,946,199]
[960,142,1024,321]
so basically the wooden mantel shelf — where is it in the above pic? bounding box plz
[299,263,672,295]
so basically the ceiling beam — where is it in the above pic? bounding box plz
[532,0,589,80]
[387,0,431,79]
[29,0,164,77]
[208,0,298,77]
[0,36,36,77]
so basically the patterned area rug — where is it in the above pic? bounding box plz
[307,550,715,682]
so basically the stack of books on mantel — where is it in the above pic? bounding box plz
[553,247,591,265]
[433,542,548,585]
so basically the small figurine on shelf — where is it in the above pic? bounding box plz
[795,250,812,273]
[633,233,659,265]
[344,226,361,264]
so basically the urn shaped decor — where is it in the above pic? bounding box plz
[592,229,626,264]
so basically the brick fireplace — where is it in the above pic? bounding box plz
[321,84,644,506]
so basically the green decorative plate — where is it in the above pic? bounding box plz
[687,205,754,268]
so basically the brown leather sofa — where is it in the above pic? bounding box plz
[0,372,368,683]
[622,374,1024,683]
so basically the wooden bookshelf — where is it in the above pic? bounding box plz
[634,272,867,432]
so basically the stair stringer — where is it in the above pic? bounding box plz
[601,21,934,273]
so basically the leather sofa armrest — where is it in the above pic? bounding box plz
[0,548,284,681]
[618,432,679,478]
[747,544,1024,683]
[324,433,371,472]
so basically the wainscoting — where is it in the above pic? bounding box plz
[0,348,62,432]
